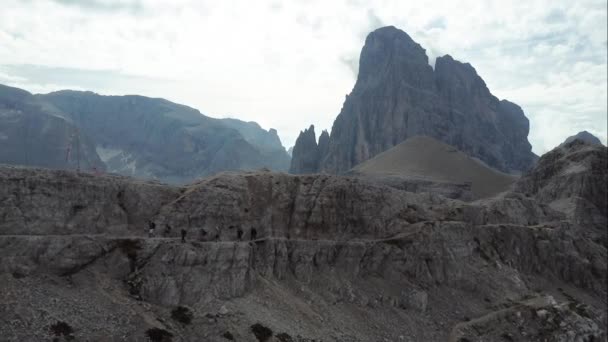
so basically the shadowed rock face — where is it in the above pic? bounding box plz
[515,140,608,240]
[0,84,290,184]
[0,138,605,342]
[291,26,537,174]
[0,85,103,171]
[288,125,329,174]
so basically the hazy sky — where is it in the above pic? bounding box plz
[1,0,606,154]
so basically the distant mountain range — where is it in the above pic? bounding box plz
[0,84,290,183]
[291,26,538,175]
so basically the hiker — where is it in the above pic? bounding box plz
[214,226,220,241]
[237,227,243,241]
[148,221,155,238]
[250,228,257,241]
[181,229,187,243]
[164,224,172,236]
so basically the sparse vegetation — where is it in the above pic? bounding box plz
[276,332,294,342]
[171,306,193,325]
[251,323,273,342]
[222,331,235,340]
[71,204,85,214]
[49,321,74,340]
[145,328,173,342]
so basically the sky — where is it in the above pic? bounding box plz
[1,0,606,154]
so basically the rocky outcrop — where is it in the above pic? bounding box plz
[0,152,605,341]
[289,125,320,174]
[562,130,604,146]
[291,26,537,174]
[515,140,608,240]
[0,84,291,183]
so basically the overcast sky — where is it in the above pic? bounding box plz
[1,0,606,154]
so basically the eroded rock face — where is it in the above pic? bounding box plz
[0,145,605,341]
[289,125,321,174]
[291,26,537,174]
[0,166,179,236]
[515,140,608,230]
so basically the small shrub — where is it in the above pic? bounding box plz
[118,239,142,272]
[118,239,141,260]
[251,323,273,342]
[276,332,294,342]
[171,306,193,325]
[49,321,74,340]
[145,328,173,342]
[72,204,86,214]
[222,331,235,340]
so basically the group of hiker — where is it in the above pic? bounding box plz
[146,220,257,243]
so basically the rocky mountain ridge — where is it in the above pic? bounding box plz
[562,130,604,146]
[0,84,290,184]
[1,139,605,341]
[291,26,537,175]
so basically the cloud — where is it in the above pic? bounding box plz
[339,55,359,77]
[0,0,605,153]
[366,8,385,32]
[49,0,143,13]
[425,17,446,30]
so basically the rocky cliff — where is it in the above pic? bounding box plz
[0,84,290,183]
[1,139,605,341]
[515,139,608,239]
[291,26,537,174]
[288,125,329,174]
[0,84,104,171]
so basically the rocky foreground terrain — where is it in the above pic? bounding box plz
[1,140,606,341]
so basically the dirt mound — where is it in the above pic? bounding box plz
[351,135,517,199]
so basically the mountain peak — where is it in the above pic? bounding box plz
[357,26,432,89]
[563,131,603,146]
[291,25,536,174]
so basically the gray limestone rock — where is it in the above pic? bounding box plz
[291,26,537,174]
[0,135,605,341]
[0,150,608,341]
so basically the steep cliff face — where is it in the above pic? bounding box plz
[291,26,537,174]
[1,147,605,341]
[289,125,321,174]
[0,85,103,171]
